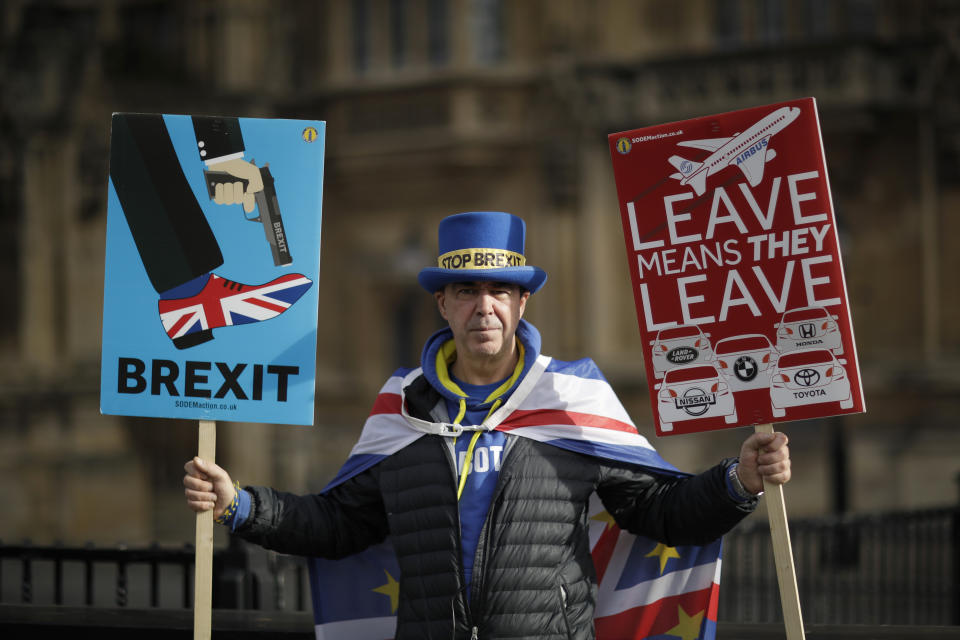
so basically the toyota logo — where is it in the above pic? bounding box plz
[794,368,821,386]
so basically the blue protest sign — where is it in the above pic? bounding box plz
[100,114,325,425]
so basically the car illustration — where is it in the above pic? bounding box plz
[770,348,854,417]
[713,333,777,392]
[774,306,843,355]
[649,325,714,379]
[654,363,738,433]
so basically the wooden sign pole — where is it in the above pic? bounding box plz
[755,423,805,640]
[194,420,216,640]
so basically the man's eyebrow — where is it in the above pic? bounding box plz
[451,281,515,288]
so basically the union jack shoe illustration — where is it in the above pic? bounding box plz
[158,273,313,349]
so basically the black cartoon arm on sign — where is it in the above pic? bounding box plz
[193,117,261,211]
[193,117,292,267]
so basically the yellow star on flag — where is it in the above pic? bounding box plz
[589,509,617,531]
[645,542,681,575]
[666,604,705,640]
[372,569,400,614]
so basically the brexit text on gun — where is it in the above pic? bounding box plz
[203,164,292,267]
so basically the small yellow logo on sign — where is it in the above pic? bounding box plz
[302,127,319,143]
[615,137,632,155]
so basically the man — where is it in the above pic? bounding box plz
[184,211,791,639]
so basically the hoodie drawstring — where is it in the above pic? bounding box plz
[454,398,503,500]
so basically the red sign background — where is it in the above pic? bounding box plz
[609,98,864,436]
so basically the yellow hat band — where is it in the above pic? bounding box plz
[438,248,526,270]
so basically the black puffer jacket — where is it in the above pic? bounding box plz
[237,379,756,639]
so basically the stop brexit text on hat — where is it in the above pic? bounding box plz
[608,98,864,436]
[417,211,547,294]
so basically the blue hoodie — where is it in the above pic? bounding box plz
[419,318,542,596]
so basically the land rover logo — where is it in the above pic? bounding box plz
[794,368,820,387]
[734,355,758,382]
[666,346,698,365]
[674,387,716,416]
[799,323,817,339]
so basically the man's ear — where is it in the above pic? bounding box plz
[435,290,449,320]
[518,290,530,318]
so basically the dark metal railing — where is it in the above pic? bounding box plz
[720,506,959,626]
[2,506,958,629]
[0,538,309,612]
[0,542,191,608]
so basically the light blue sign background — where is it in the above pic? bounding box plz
[101,115,325,425]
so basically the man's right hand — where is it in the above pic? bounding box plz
[183,457,236,520]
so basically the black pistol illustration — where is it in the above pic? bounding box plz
[203,163,292,266]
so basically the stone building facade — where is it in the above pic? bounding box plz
[0,0,958,546]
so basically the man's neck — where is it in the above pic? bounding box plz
[450,344,519,386]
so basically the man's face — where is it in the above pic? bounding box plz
[435,281,529,363]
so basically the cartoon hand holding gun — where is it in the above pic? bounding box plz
[203,158,292,267]
[206,158,263,213]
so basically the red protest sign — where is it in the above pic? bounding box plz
[609,98,865,436]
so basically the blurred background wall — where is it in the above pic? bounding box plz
[0,0,958,549]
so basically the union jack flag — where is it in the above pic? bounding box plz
[158,272,312,343]
[308,358,721,640]
[588,495,721,640]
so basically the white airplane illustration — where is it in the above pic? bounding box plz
[668,106,801,196]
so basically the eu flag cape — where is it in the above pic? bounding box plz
[308,356,722,640]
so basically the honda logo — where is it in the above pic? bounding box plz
[799,323,816,339]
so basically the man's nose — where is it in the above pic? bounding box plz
[475,291,496,313]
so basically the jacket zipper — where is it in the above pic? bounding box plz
[441,437,472,635]
[468,437,519,633]
[470,488,506,616]
[559,584,573,637]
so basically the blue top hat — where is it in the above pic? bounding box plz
[418,212,547,294]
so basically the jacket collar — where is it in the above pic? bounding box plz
[419,319,542,410]
[401,353,551,437]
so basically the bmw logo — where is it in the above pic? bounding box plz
[734,356,758,382]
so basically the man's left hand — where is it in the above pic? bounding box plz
[737,431,791,494]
